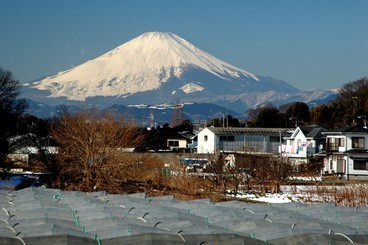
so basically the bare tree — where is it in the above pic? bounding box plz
[0,69,27,116]
[245,154,294,193]
[0,69,27,164]
[205,153,226,192]
[51,111,144,192]
[268,156,294,193]
[224,165,246,197]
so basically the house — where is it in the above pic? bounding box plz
[7,146,58,166]
[166,131,195,152]
[319,125,368,180]
[167,135,188,151]
[281,125,327,164]
[197,127,293,154]
[6,134,57,166]
[187,135,198,150]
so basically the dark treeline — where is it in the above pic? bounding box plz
[217,77,368,129]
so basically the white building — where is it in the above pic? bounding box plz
[167,136,188,151]
[197,127,293,154]
[281,125,327,164]
[166,131,195,152]
[319,125,368,180]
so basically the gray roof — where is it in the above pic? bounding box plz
[323,125,368,135]
[0,187,367,244]
[206,127,294,137]
[299,125,327,139]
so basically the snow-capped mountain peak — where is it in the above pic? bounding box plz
[97,32,259,80]
[30,32,261,101]
[22,31,330,113]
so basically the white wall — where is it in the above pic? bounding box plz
[324,133,368,177]
[345,135,368,151]
[167,139,187,150]
[197,128,216,153]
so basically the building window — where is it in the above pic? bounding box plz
[353,160,368,170]
[269,136,280,142]
[220,136,234,141]
[168,140,179,147]
[204,135,208,141]
[352,137,365,148]
[327,137,344,151]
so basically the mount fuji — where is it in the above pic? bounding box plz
[23,32,335,112]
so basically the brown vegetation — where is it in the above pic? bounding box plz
[50,111,144,192]
[292,183,368,207]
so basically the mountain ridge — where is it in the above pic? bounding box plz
[24,98,240,126]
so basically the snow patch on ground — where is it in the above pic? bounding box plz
[228,185,317,204]
[236,192,298,203]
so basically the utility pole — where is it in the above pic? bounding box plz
[352,97,358,126]
[358,115,367,128]
[289,116,298,127]
[310,102,316,124]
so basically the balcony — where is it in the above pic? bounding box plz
[326,143,340,152]
[280,145,319,158]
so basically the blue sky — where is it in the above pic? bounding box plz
[0,0,367,91]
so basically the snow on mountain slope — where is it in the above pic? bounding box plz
[22,31,337,113]
[30,32,262,101]
[180,82,204,94]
